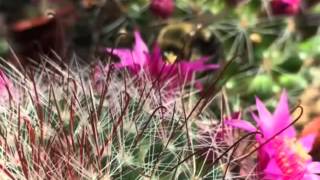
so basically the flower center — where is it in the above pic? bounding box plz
[272,137,311,177]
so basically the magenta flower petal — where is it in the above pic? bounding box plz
[251,112,260,125]
[273,91,290,124]
[132,31,149,62]
[303,174,320,180]
[146,44,164,76]
[225,120,256,132]
[273,91,296,138]
[264,159,283,177]
[308,162,320,174]
[255,97,274,137]
[179,57,220,72]
[258,149,272,170]
[106,31,149,69]
[299,134,317,153]
[108,49,136,67]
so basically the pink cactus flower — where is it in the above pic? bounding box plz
[226,91,320,179]
[271,0,300,15]
[150,0,175,19]
[105,31,218,91]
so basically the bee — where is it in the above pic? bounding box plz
[157,22,223,64]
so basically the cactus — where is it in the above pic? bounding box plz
[0,57,242,179]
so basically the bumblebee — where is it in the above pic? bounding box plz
[157,22,223,64]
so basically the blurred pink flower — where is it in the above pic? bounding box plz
[150,0,175,19]
[271,0,300,15]
[0,70,14,103]
[227,91,320,179]
[105,31,218,90]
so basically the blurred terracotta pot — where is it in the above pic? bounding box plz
[8,5,75,67]
[301,116,320,160]
[9,16,63,63]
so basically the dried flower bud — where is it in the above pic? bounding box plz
[271,0,300,15]
[150,0,175,19]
